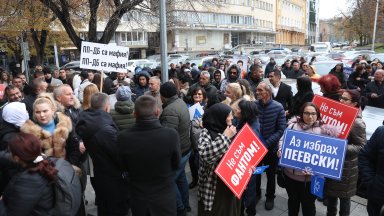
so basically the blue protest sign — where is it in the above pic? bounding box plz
[279,129,347,180]
[253,165,269,174]
[311,175,325,198]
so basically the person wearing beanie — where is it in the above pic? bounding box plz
[159,81,192,215]
[110,86,136,130]
[0,102,30,194]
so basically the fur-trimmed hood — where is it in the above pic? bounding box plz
[20,112,72,158]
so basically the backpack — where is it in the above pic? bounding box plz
[50,157,82,216]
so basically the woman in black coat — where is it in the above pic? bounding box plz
[291,76,314,117]
[0,132,57,216]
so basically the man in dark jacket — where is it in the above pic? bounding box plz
[286,61,304,79]
[264,57,276,78]
[247,64,264,94]
[255,82,286,211]
[185,71,217,104]
[359,126,384,216]
[76,93,129,216]
[160,82,191,215]
[117,95,181,216]
[365,69,384,108]
[268,69,293,117]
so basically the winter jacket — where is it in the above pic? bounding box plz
[286,69,304,79]
[0,122,22,194]
[325,110,366,198]
[278,117,339,182]
[20,112,81,167]
[160,95,191,155]
[132,72,150,101]
[0,169,54,216]
[76,108,129,215]
[116,116,180,201]
[364,80,384,108]
[291,91,314,117]
[329,67,347,89]
[359,126,384,206]
[255,99,286,152]
[347,71,370,91]
[110,100,136,130]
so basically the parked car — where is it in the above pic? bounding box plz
[311,60,350,76]
[127,59,150,73]
[325,52,346,61]
[370,53,384,62]
[60,61,80,71]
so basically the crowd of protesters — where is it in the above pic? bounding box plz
[0,54,383,216]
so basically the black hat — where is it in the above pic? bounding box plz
[160,82,177,98]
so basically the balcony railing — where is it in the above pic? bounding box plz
[119,41,148,47]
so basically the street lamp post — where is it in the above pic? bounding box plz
[159,0,168,82]
[372,0,379,51]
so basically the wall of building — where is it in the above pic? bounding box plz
[276,0,306,45]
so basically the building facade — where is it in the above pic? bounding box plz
[319,18,345,43]
[167,0,277,52]
[276,0,306,46]
[306,0,319,44]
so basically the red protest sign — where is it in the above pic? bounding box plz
[312,95,359,139]
[215,123,268,198]
[0,84,5,100]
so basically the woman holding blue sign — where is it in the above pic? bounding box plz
[188,87,207,189]
[325,89,366,216]
[278,102,339,216]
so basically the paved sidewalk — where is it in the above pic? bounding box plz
[85,169,368,216]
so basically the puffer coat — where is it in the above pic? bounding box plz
[325,110,366,198]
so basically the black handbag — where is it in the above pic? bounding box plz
[277,166,286,188]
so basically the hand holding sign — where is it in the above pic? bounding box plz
[223,126,237,139]
[312,95,358,139]
[215,124,268,198]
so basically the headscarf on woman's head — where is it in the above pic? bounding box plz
[202,103,232,139]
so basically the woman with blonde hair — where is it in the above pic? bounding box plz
[20,93,81,172]
[82,83,99,110]
[303,63,321,82]
[224,82,246,105]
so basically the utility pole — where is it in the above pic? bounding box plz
[372,0,379,51]
[160,0,168,82]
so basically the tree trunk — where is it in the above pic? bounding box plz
[31,28,48,65]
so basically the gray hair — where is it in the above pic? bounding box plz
[200,71,210,79]
[90,93,109,110]
[149,76,161,83]
[53,84,72,99]
[258,82,272,96]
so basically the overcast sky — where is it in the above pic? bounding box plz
[319,0,348,19]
